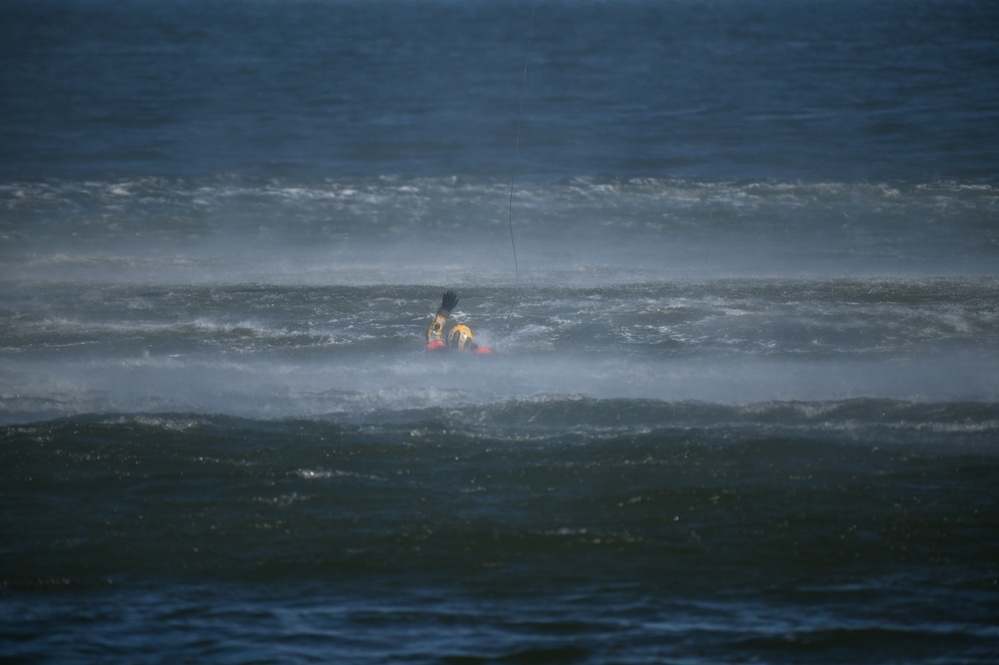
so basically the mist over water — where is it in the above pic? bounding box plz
[4,275,998,425]
[5,176,998,285]
[2,1,999,663]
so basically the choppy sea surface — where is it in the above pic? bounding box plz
[2,1,998,663]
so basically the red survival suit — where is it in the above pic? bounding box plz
[425,291,492,354]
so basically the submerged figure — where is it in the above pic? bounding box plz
[425,290,492,354]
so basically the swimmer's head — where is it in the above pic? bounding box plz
[447,324,474,351]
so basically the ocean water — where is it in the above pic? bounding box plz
[2,0,999,663]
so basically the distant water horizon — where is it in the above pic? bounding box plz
[3,0,998,184]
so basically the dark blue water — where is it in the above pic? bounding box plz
[3,0,998,182]
[2,1,999,663]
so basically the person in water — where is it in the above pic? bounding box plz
[425,290,492,354]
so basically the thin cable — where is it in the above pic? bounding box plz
[506,1,536,327]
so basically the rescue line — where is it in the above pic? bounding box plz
[505,0,536,327]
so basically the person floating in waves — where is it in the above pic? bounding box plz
[425,290,493,354]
